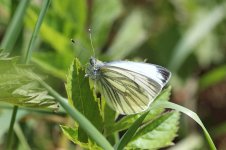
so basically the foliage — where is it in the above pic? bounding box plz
[0,50,58,110]
[62,58,180,149]
[0,0,225,149]
[65,58,103,143]
[127,111,180,149]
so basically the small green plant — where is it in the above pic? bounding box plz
[62,58,180,149]
[0,51,58,110]
[58,58,215,150]
[1,0,224,149]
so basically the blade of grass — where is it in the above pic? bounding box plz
[0,0,30,52]
[39,80,113,150]
[14,123,31,150]
[6,0,52,149]
[153,101,216,150]
[23,0,51,64]
[6,106,18,150]
[114,111,149,150]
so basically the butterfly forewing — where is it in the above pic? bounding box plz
[86,58,171,115]
[97,66,163,115]
[106,61,171,86]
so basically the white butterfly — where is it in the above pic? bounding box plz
[85,57,171,115]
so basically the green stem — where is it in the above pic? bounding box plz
[3,0,30,148]
[39,80,113,150]
[15,123,31,150]
[23,0,51,64]
[114,111,149,150]
[0,0,30,51]
[5,0,51,149]
[153,101,217,150]
[6,106,18,150]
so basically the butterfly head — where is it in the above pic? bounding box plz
[85,57,103,80]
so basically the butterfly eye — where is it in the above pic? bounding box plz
[90,58,95,66]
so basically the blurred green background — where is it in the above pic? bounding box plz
[0,0,226,149]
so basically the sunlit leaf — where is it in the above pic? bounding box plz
[25,8,70,54]
[60,125,102,150]
[65,58,103,143]
[153,101,216,149]
[106,9,149,60]
[0,51,58,110]
[127,111,180,150]
[92,0,122,48]
[32,51,71,80]
[52,0,87,38]
[102,97,116,137]
[115,111,149,150]
[169,3,226,71]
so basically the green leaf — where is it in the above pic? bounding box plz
[32,51,72,80]
[106,9,149,59]
[195,33,221,68]
[60,125,102,150]
[103,97,116,137]
[199,64,226,90]
[25,0,87,58]
[61,125,78,144]
[92,0,122,48]
[127,111,180,150]
[107,114,139,136]
[66,58,103,143]
[0,53,58,110]
[153,101,217,150]
[25,8,70,55]
[23,0,52,64]
[0,0,29,52]
[41,80,113,150]
[107,86,172,135]
[144,86,172,121]
[52,0,87,38]
[115,111,149,150]
[169,2,226,72]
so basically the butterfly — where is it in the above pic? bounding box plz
[85,57,171,115]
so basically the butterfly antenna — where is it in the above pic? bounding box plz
[71,39,85,49]
[88,28,95,57]
[71,39,88,59]
[71,39,75,44]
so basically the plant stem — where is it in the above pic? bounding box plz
[6,106,18,150]
[6,0,52,149]
[0,0,30,51]
[114,111,149,150]
[23,0,52,64]
[3,0,30,149]
[15,123,31,150]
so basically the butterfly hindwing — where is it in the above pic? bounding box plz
[97,66,162,115]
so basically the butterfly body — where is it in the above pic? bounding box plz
[86,57,171,115]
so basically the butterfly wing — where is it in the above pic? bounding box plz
[106,61,171,86]
[97,61,170,115]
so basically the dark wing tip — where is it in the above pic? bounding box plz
[157,66,171,85]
